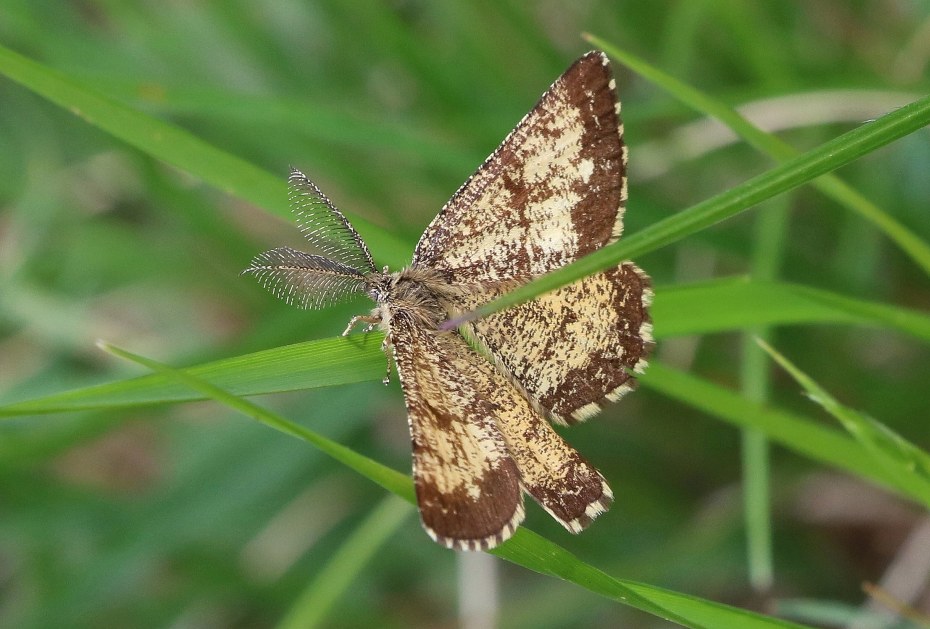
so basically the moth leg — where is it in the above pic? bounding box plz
[382,360,393,385]
[381,335,394,385]
[343,313,380,336]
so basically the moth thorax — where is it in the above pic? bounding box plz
[377,268,447,330]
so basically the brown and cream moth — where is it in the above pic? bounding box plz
[243,51,653,551]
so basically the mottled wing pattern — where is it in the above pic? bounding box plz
[460,333,614,531]
[417,51,651,423]
[246,51,651,549]
[288,168,377,274]
[412,51,626,281]
[242,246,369,309]
[392,313,613,543]
[390,314,524,551]
[450,264,653,424]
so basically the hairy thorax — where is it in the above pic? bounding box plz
[367,267,453,331]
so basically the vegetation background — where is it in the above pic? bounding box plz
[1,1,929,628]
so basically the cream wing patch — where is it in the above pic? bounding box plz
[447,263,652,424]
[412,51,626,282]
[457,342,614,532]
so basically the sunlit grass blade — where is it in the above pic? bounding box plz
[0,42,409,267]
[756,340,930,508]
[277,495,413,629]
[0,335,385,416]
[495,530,810,629]
[96,341,413,500]
[640,361,930,509]
[98,341,809,629]
[448,92,930,326]
[586,33,930,277]
[4,279,930,417]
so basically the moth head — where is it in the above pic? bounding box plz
[364,270,396,304]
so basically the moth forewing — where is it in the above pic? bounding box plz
[411,51,626,282]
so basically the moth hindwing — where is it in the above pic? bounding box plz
[244,50,652,551]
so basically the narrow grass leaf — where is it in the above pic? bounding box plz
[494,529,810,629]
[142,88,478,175]
[0,335,385,415]
[98,342,809,629]
[278,495,413,629]
[0,42,409,266]
[738,197,791,592]
[96,341,413,500]
[640,361,930,508]
[450,91,930,325]
[586,34,930,276]
[756,340,930,509]
[652,278,930,340]
[4,280,930,417]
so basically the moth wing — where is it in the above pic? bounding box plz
[457,336,615,532]
[390,315,524,551]
[242,246,369,309]
[412,51,626,281]
[448,263,653,424]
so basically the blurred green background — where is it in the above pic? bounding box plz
[2,1,930,628]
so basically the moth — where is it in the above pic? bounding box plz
[244,51,652,551]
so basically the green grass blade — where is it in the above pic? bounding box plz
[640,361,930,508]
[586,34,930,276]
[96,341,413,501]
[0,42,409,267]
[4,279,929,417]
[98,342,808,629]
[450,93,930,325]
[277,495,413,629]
[495,529,810,629]
[739,197,791,592]
[757,340,930,508]
[740,424,773,589]
[0,335,386,415]
[145,88,478,175]
[651,278,930,340]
